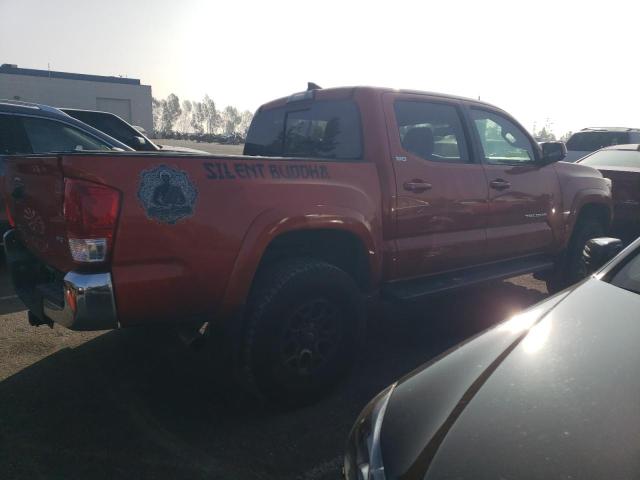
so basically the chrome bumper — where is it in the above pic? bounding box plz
[4,229,118,331]
[46,271,118,330]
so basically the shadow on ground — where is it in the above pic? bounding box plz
[0,279,546,480]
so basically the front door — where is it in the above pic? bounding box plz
[467,107,561,260]
[384,93,489,279]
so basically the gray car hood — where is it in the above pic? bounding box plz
[381,279,640,479]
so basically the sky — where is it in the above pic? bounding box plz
[1,0,639,136]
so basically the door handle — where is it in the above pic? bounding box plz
[490,179,511,190]
[403,180,432,193]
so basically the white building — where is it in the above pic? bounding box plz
[0,64,153,132]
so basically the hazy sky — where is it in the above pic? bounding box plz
[1,0,639,135]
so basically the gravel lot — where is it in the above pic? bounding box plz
[156,139,244,156]
[0,250,548,480]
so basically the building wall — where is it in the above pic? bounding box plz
[0,73,153,132]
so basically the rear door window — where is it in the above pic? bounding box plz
[394,101,469,163]
[0,114,32,155]
[244,100,362,160]
[20,117,113,153]
[567,132,631,152]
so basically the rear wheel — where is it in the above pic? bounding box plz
[240,258,364,405]
[546,217,604,293]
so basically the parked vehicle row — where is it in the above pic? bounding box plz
[2,85,612,404]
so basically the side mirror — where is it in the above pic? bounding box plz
[582,237,624,275]
[133,136,147,146]
[540,141,567,164]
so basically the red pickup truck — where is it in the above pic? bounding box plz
[4,86,612,402]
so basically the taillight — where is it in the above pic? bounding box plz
[63,178,120,263]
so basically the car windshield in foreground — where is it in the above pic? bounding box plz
[609,248,640,294]
[566,131,630,152]
[579,149,640,168]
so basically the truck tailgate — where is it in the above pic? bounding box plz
[4,156,74,272]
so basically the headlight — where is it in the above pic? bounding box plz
[344,383,396,480]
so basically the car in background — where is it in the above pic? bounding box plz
[0,100,133,234]
[578,144,640,241]
[564,127,640,162]
[345,235,640,480]
[61,108,209,154]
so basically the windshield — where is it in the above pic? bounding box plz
[566,131,630,152]
[65,110,158,151]
[579,149,640,168]
[609,248,640,294]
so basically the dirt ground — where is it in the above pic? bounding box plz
[0,253,548,480]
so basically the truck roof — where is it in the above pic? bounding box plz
[580,127,640,132]
[258,86,504,112]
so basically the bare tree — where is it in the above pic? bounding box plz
[178,99,193,133]
[238,110,254,136]
[191,101,205,134]
[163,94,182,132]
[152,97,163,134]
[202,95,219,134]
[221,106,241,135]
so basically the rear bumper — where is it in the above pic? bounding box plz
[4,229,118,331]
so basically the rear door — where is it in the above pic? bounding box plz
[383,93,489,279]
[466,106,560,260]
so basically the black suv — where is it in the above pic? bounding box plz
[564,127,640,162]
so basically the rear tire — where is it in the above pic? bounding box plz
[240,258,364,405]
[546,217,604,293]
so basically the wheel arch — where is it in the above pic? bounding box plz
[219,208,381,317]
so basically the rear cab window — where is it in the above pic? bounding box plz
[244,100,362,160]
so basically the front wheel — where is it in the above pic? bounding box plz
[546,217,604,293]
[240,258,364,405]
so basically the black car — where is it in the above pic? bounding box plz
[61,108,208,154]
[345,237,639,480]
[0,100,133,155]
